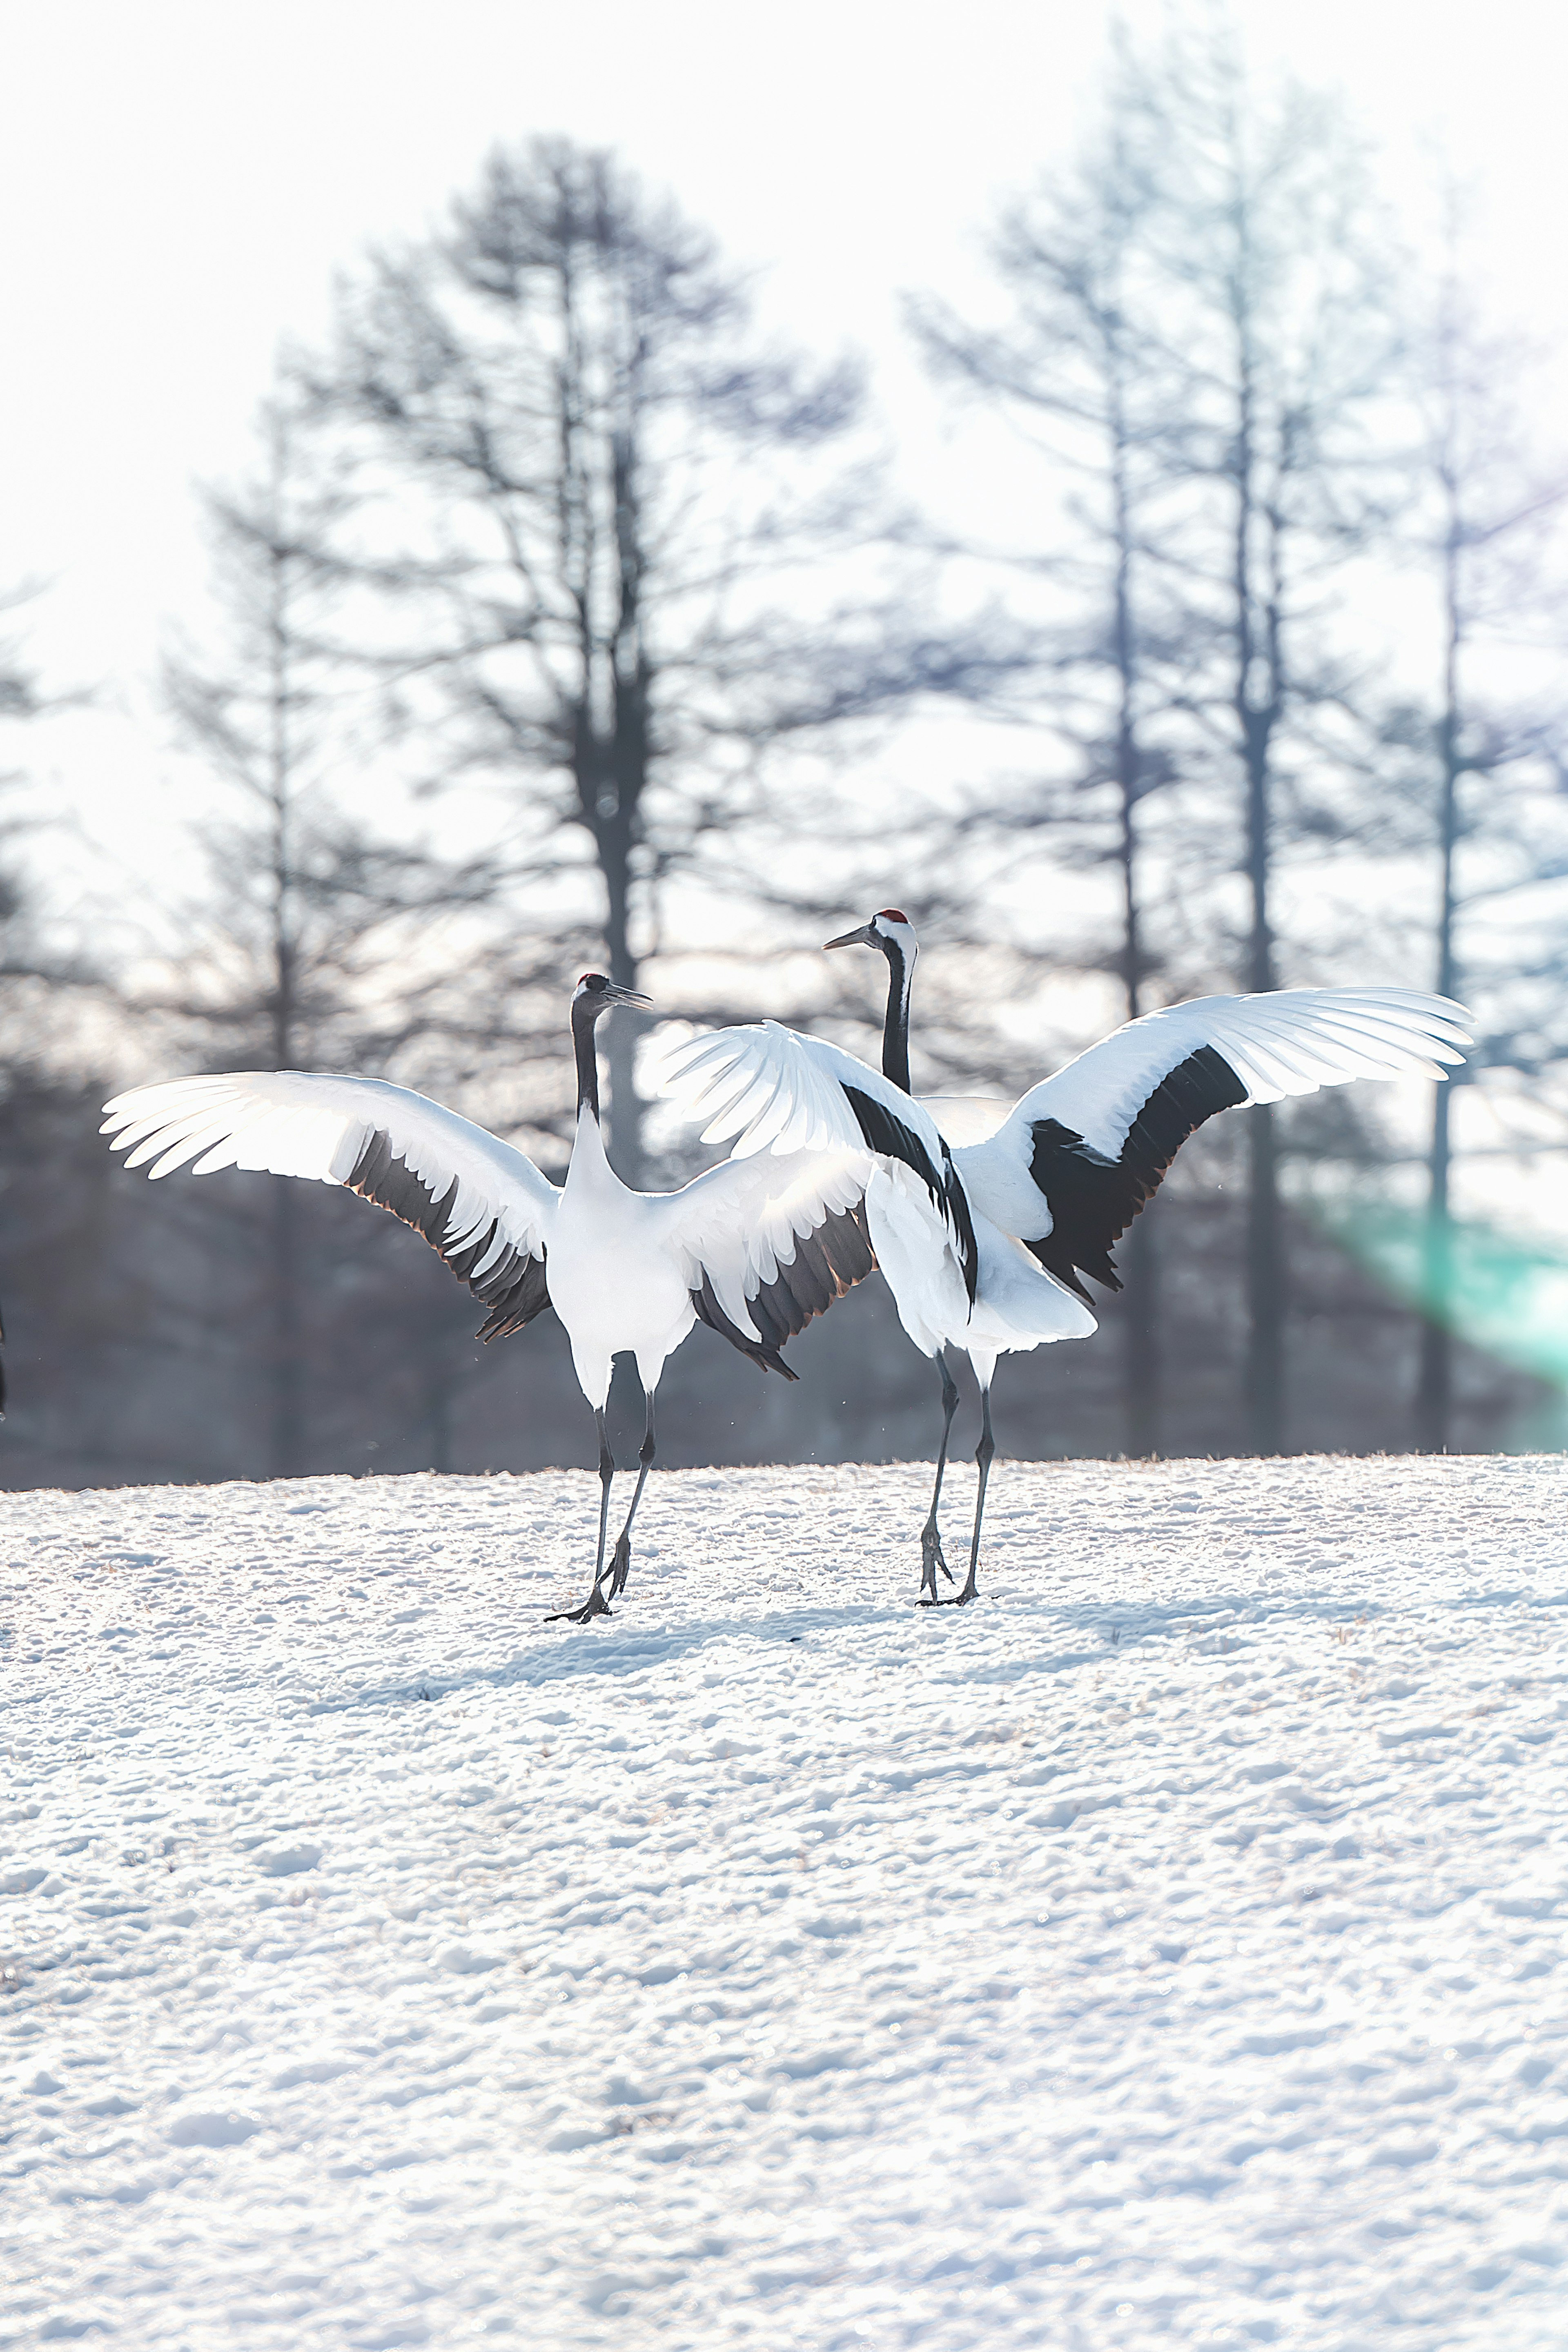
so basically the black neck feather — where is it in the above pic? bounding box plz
[571,997,602,1121]
[879,939,912,1094]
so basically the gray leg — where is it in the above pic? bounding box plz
[547,1409,617,1622]
[607,1392,656,1599]
[930,1383,994,1608]
[919,1353,960,1599]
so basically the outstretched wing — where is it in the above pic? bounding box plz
[658,1022,978,1303]
[100,1071,560,1340]
[958,988,1472,1303]
[655,1145,880,1380]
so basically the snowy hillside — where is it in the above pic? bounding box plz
[3,1454,1566,2350]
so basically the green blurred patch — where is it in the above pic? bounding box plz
[1312,1196,1568,1426]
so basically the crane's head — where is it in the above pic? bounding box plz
[572,972,653,1020]
[824,908,918,963]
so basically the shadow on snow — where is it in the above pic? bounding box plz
[296,1576,1567,1718]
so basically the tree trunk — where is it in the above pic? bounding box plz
[1244,710,1284,1451]
[1416,1079,1454,1450]
[1245,1102,1283,1452]
[1234,352,1287,1455]
[571,702,645,1186]
[269,1178,305,1476]
[1114,567,1160,1450]
[1108,345,1163,1455]
[1124,1214,1160,1455]
[601,834,643,1188]
[603,423,650,1187]
[265,477,308,1479]
[1417,481,1463,1452]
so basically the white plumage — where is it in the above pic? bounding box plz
[659,918,1472,1603]
[950,989,1470,1269]
[668,989,1468,1194]
[975,986,1469,1160]
[102,978,879,1621]
[102,1069,556,1286]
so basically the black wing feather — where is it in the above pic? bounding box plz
[691,1201,876,1378]
[1025,1044,1247,1303]
[346,1129,551,1341]
[842,1084,978,1303]
[842,1085,945,1205]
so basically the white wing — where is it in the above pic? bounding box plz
[956,987,1472,1298]
[996,988,1471,1160]
[659,1018,972,1241]
[653,1144,880,1372]
[657,1033,1109,1366]
[101,1071,560,1339]
[658,1025,987,1317]
[661,1019,951,1161]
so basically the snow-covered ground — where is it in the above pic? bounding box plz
[3,1454,1566,2351]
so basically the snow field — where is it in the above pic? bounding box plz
[2,1454,1567,2350]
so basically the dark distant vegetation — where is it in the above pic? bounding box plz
[3,18,1565,1485]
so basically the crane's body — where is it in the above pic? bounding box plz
[662,912,1472,1603]
[548,1105,696,1410]
[102,976,877,1622]
[102,936,1474,1624]
[860,1152,1096,1378]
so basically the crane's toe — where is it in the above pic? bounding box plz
[920,1579,980,1609]
[546,1586,614,1625]
[920,1520,956,1599]
[607,1535,633,1599]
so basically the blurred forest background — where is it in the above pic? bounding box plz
[3,8,1567,1488]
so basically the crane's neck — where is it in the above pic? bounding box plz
[571,996,604,1123]
[880,937,914,1094]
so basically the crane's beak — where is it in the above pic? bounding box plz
[603,983,654,1010]
[824,922,876,951]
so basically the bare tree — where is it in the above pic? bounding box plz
[160,390,497,1473]
[0,583,105,1426]
[908,69,1196,1452]
[1396,234,1568,1448]
[908,27,1400,1453]
[0,588,50,1417]
[0,589,47,1008]
[0,584,99,1013]
[306,137,968,1182]
[1125,26,1402,1452]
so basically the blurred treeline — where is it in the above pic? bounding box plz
[4,18,1566,1488]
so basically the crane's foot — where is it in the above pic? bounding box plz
[920,1579,979,1609]
[607,1533,632,1599]
[546,1584,613,1624]
[919,1520,955,1601]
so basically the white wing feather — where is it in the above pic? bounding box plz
[658,991,1471,1319]
[976,988,1470,1168]
[654,1145,877,1342]
[100,1071,559,1276]
[659,1021,949,1164]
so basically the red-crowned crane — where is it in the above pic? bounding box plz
[101,975,878,1623]
[659,913,1471,1605]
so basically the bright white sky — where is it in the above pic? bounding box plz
[5,0,1568,908]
